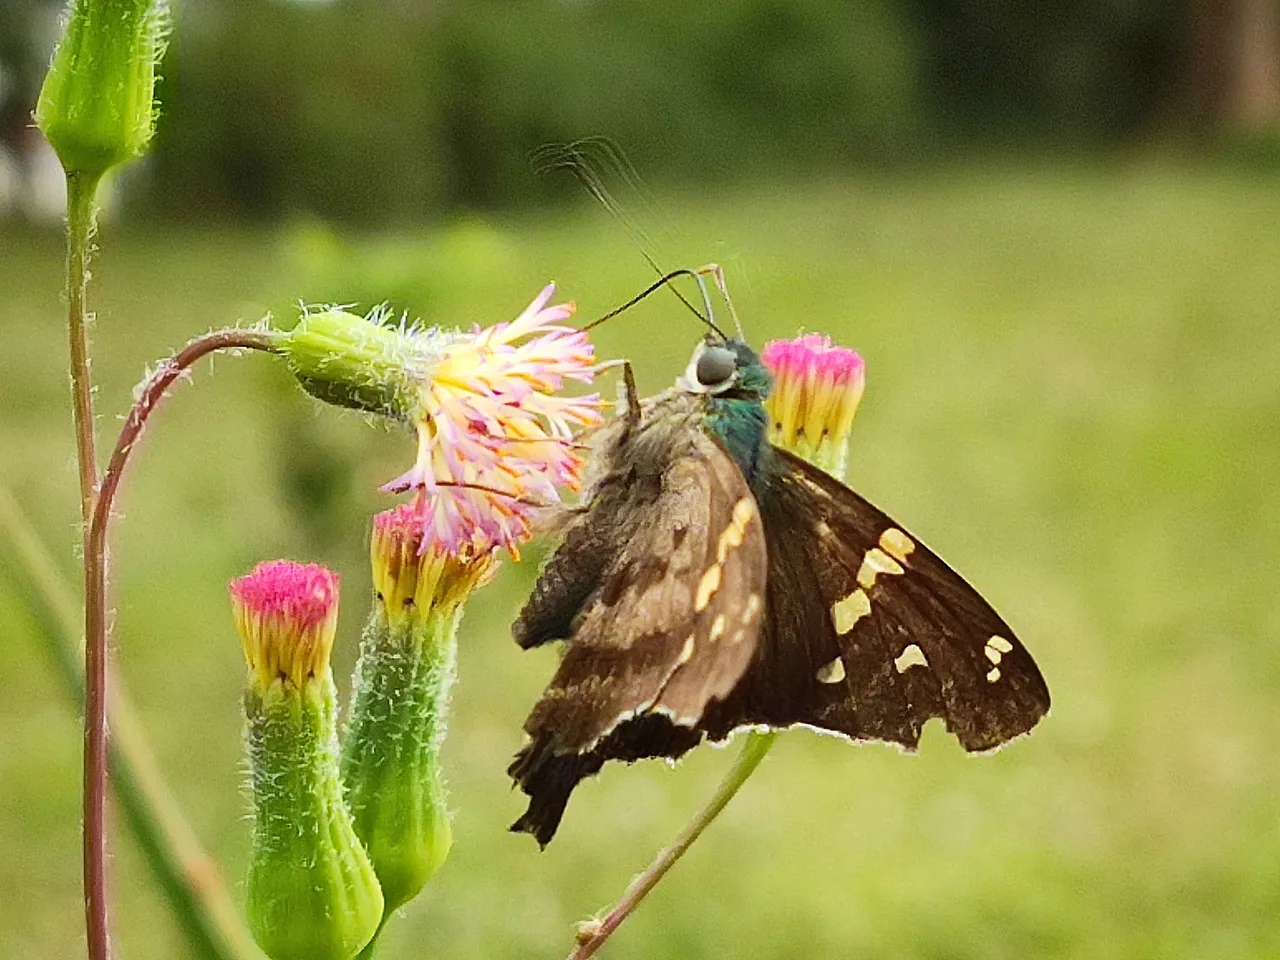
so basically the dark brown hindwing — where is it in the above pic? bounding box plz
[510,415,768,844]
[704,448,1050,752]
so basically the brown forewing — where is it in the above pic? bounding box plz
[510,426,768,844]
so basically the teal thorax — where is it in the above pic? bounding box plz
[703,339,773,492]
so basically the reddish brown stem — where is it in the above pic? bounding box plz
[64,169,108,960]
[82,328,278,960]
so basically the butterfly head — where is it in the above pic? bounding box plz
[679,336,771,403]
[677,336,772,484]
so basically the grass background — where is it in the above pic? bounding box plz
[1,163,1278,959]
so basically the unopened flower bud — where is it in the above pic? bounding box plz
[278,307,432,419]
[229,561,383,960]
[341,506,496,912]
[36,0,170,177]
[761,334,866,477]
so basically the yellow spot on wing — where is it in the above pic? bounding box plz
[856,547,905,590]
[678,634,695,664]
[708,613,726,642]
[816,657,846,683]
[986,666,1001,683]
[894,644,928,673]
[695,565,722,612]
[987,635,1014,654]
[717,496,756,563]
[878,528,916,564]
[831,588,872,635]
[984,645,1002,665]
[743,593,763,626]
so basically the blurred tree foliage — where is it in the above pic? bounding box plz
[1,0,1243,221]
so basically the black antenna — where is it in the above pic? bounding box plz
[531,139,711,327]
[584,269,725,337]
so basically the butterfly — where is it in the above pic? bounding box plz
[508,322,1050,847]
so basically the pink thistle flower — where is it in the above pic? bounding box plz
[229,560,341,692]
[283,284,603,558]
[378,284,601,556]
[761,333,866,475]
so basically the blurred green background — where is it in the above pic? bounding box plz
[3,1,1280,959]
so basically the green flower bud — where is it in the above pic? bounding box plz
[230,561,384,960]
[35,0,170,177]
[341,505,497,913]
[278,307,450,419]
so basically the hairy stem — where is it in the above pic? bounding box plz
[82,328,279,960]
[65,168,110,960]
[567,731,777,960]
[66,170,101,522]
[0,486,263,960]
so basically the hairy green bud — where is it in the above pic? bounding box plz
[341,505,496,913]
[231,561,384,960]
[278,307,451,419]
[36,0,170,177]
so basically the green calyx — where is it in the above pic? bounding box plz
[36,0,170,177]
[245,675,384,960]
[342,602,459,913]
[280,308,447,419]
[805,433,850,480]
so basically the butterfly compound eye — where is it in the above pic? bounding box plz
[695,346,737,387]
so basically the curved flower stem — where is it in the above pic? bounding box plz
[65,169,108,960]
[0,486,263,960]
[82,327,279,960]
[567,731,777,960]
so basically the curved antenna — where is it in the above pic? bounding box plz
[584,269,725,338]
[531,139,711,327]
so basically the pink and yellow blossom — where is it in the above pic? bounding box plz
[229,560,340,692]
[762,333,865,475]
[371,502,499,617]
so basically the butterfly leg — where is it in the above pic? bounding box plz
[696,263,745,340]
[621,361,641,424]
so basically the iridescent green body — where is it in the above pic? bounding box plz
[702,340,772,491]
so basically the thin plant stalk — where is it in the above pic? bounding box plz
[64,167,111,960]
[0,486,263,960]
[80,327,278,960]
[65,169,102,522]
[567,731,777,960]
